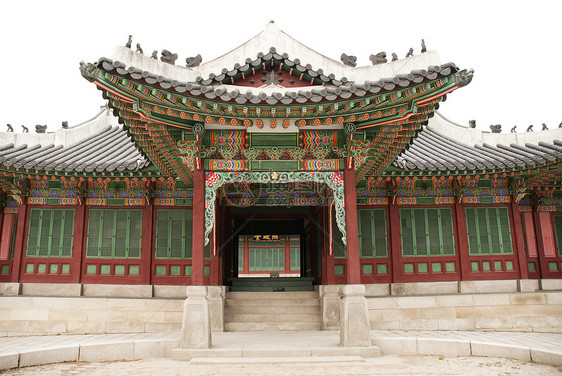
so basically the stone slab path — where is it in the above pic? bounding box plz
[0,330,561,372]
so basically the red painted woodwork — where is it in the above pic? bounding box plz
[359,259,392,283]
[71,203,85,283]
[534,210,550,278]
[538,211,562,279]
[388,201,401,283]
[522,212,538,257]
[343,167,361,284]
[191,167,205,285]
[231,66,320,88]
[454,201,471,280]
[0,213,15,259]
[510,200,528,279]
[11,203,27,282]
[140,203,154,284]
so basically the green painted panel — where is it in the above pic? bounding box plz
[418,263,428,273]
[204,266,210,276]
[482,262,491,271]
[170,266,180,276]
[290,248,300,271]
[156,266,167,275]
[358,209,388,258]
[432,263,442,272]
[61,264,70,274]
[466,207,513,255]
[100,265,111,275]
[129,265,139,275]
[115,265,125,275]
[250,133,298,147]
[86,209,142,259]
[505,261,513,271]
[471,262,479,271]
[362,264,373,275]
[376,264,387,274]
[26,264,34,273]
[37,264,46,274]
[155,209,193,259]
[49,264,58,274]
[86,265,96,274]
[0,265,9,274]
[404,263,414,273]
[446,262,456,272]
[335,265,344,275]
[250,160,299,171]
[185,266,192,275]
[400,208,454,257]
[528,262,536,272]
[494,261,502,271]
[549,262,558,271]
[26,209,75,258]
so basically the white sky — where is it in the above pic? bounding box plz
[0,0,560,133]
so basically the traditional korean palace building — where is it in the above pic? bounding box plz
[1,23,561,294]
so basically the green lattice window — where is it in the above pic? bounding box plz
[155,210,193,259]
[466,207,513,255]
[290,246,300,271]
[249,247,285,271]
[552,215,562,257]
[358,209,388,258]
[86,209,142,258]
[400,208,455,256]
[26,209,75,257]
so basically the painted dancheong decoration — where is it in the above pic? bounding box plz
[0,22,561,287]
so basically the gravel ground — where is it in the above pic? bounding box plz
[1,355,560,376]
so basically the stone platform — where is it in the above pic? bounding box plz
[1,330,562,371]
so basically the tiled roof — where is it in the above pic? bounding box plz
[395,114,562,171]
[0,110,149,173]
[96,56,460,106]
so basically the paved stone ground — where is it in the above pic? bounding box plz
[1,356,560,375]
[1,331,561,374]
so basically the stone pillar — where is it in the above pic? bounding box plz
[320,285,340,330]
[339,284,371,347]
[180,286,211,348]
[207,285,225,333]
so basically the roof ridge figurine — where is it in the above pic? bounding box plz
[421,39,427,53]
[490,124,501,133]
[35,125,47,133]
[391,53,398,61]
[340,53,357,67]
[542,123,548,130]
[405,48,414,58]
[511,125,517,133]
[6,124,13,132]
[136,43,143,55]
[21,125,28,133]
[125,35,132,49]
[185,54,202,68]
[369,52,387,65]
[526,124,533,132]
[160,49,178,65]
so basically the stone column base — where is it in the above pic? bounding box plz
[320,285,340,330]
[180,286,212,349]
[339,284,371,347]
[207,286,225,333]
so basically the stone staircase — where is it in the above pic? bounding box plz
[229,277,314,292]
[224,291,322,331]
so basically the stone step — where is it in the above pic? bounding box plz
[190,356,366,365]
[231,279,314,287]
[226,305,320,314]
[225,321,322,331]
[225,313,320,323]
[225,298,320,307]
[229,286,314,292]
[226,291,319,299]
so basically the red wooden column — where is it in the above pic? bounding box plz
[140,201,154,285]
[533,209,549,278]
[454,200,470,280]
[343,166,361,284]
[510,199,528,279]
[284,235,291,274]
[0,213,16,260]
[209,201,221,286]
[191,167,205,285]
[324,205,335,285]
[388,200,401,283]
[11,203,27,282]
[243,237,250,275]
[70,202,86,283]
